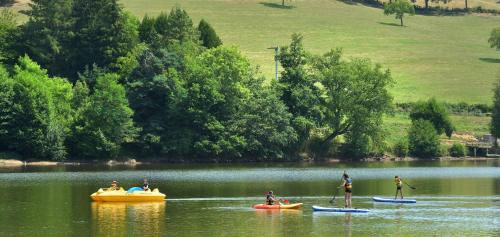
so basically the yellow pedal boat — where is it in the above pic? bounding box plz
[90,188,166,202]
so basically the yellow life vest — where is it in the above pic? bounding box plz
[344,178,352,189]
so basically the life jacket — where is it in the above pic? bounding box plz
[344,178,352,189]
[266,194,274,205]
[395,178,402,186]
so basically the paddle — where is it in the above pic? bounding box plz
[329,170,346,203]
[403,180,416,190]
[329,187,340,203]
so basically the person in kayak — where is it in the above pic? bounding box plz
[142,179,150,191]
[340,174,352,208]
[395,176,403,199]
[266,191,278,205]
[109,181,120,191]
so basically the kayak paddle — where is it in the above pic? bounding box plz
[403,181,416,190]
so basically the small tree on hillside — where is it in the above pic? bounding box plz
[384,0,415,27]
[198,19,222,49]
[408,119,440,158]
[490,77,500,145]
[489,27,500,50]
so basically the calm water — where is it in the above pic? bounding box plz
[0,160,498,237]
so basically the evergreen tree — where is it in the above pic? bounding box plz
[0,9,19,65]
[69,0,139,78]
[198,19,222,49]
[20,0,73,76]
[409,119,440,158]
[0,66,14,150]
[278,34,322,149]
[164,7,199,44]
[126,49,186,155]
[139,14,159,45]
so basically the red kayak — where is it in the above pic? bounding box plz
[252,203,303,209]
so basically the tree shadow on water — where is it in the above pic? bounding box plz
[479,58,500,63]
[259,2,295,9]
[378,22,403,27]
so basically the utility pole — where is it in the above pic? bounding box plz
[267,46,279,81]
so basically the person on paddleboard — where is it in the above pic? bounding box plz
[266,191,278,205]
[395,176,403,199]
[340,173,352,208]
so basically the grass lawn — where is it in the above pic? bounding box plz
[5,0,500,103]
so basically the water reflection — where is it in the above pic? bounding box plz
[343,213,352,237]
[91,202,166,236]
[312,212,355,237]
[253,209,304,236]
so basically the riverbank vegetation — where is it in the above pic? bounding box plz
[0,0,498,161]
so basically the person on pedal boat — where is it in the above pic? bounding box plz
[109,180,120,191]
[266,191,278,205]
[340,174,352,208]
[395,176,403,199]
[142,179,150,191]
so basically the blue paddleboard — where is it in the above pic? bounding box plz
[372,197,416,203]
[312,205,369,213]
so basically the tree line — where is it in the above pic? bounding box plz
[0,0,396,161]
[1,0,487,162]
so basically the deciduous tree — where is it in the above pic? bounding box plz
[490,76,500,145]
[384,0,415,26]
[489,27,500,50]
[70,73,137,159]
[313,50,393,150]
[410,98,454,137]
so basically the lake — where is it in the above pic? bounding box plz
[0,160,498,236]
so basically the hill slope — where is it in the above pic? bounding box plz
[7,0,500,103]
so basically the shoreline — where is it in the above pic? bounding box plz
[0,156,499,168]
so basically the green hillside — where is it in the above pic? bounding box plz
[7,0,500,103]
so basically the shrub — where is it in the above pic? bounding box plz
[410,98,454,137]
[449,143,467,157]
[408,119,440,158]
[393,140,409,158]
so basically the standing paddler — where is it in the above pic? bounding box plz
[395,176,404,199]
[340,172,353,208]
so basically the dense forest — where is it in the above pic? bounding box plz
[0,0,419,161]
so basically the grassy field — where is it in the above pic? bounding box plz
[383,112,491,147]
[6,0,500,104]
